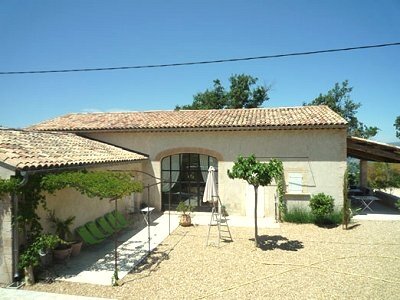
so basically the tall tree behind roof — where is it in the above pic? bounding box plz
[394,116,400,140]
[176,74,270,110]
[304,80,378,138]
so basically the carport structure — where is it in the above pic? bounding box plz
[347,136,400,187]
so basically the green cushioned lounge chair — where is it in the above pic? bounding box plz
[76,226,104,245]
[96,216,117,235]
[113,210,129,228]
[105,212,126,230]
[85,221,111,239]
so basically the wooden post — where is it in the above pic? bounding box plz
[360,160,368,187]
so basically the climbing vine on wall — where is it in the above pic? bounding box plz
[0,177,20,196]
[274,166,286,221]
[1,170,143,242]
[41,170,143,199]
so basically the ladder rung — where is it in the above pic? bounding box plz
[206,197,233,247]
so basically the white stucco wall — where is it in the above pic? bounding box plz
[36,162,144,240]
[84,128,347,217]
[0,166,14,180]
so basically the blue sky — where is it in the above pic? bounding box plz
[1,0,399,142]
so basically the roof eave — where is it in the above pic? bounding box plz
[36,124,348,134]
[14,158,149,174]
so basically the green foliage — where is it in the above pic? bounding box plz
[272,160,286,219]
[176,74,270,110]
[48,210,75,240]
[394,116,400,139]
[0,175,46,240]
[309,193,334,220]
[0,177,20,196]
[322,211,343,225]
[283,207,314,224]
[13,170,142,272]
[228,154,284,246]
[19,234,61,269]
[395,200,400,210]
[18,175,47,241]
[176,201,193,216]
[227,155,282,187]
[343,169,351,229]
[41,171,143,199]
[304,80,378,138]
[368,162,400,190]
[284,206,342,226]
[347,158,360,187]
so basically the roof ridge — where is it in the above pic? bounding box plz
[48,105,328,116]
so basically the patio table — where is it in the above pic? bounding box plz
[140,207,155,225]
[348,188,363,196]
[352,195,380,212]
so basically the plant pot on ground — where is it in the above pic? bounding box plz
[48,210,81,259]
[70,240,83,257]
[176,201,194,227]
[53,242,72,262]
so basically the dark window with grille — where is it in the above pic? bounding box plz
[161,153,218,211]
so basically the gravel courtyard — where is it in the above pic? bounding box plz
[25,220,400,299]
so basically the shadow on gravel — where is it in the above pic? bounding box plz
[253,235,304,251]
[346,223,361,230]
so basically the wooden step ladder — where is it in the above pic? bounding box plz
[205,197,233,247]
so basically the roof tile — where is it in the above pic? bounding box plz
[0,130,147,171]
[29,106,347,132]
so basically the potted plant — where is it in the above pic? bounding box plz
[221,205,229,217]
[19,234,60,285]
[48,210,82,260]
[176,201,193,227]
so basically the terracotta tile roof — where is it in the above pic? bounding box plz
[29,105,347,132]
[0,129,148,171]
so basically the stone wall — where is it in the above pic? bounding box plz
[0,166,14,285]
[0,194,12,285]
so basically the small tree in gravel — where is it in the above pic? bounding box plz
[228,154,283,247]
[309,193,334,223]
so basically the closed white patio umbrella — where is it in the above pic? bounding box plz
[203,166,218,204]
[203,166,233,246]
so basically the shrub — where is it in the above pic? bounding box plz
[317,211,343,226]
[309,193,334,220]
[396,199,400,210]
[284,206,342,226]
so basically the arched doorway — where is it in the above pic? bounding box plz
[161,153,218,211]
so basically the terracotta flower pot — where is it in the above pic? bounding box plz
[53,245,72,262]
[180,214,192,227]
[70,241,83,257]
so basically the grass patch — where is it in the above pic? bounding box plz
[283,207,343,225]
[315,211,343,226]
[283,207,314,224]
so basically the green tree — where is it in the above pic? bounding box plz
[304,80,378,138]
[368,162,400,192]
[227,155,283,247]
[394,116,400,139]
[176,74,269,110]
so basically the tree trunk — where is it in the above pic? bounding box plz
[24,266,35,285]
[254,185,259,247]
